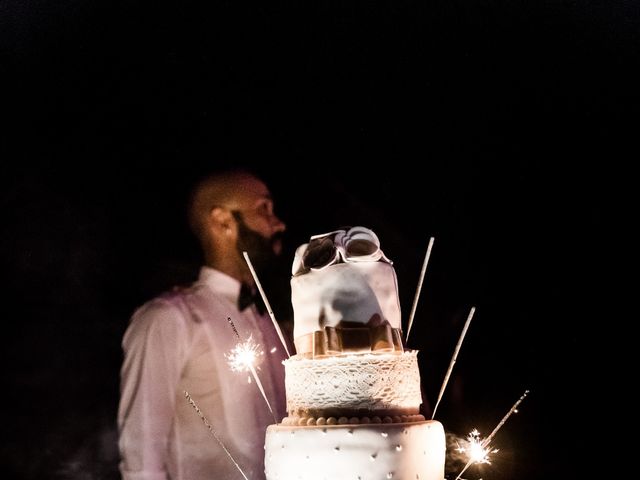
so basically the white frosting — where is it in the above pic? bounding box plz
[291,261,401,342]
[284,351,422,417]
[264,420,446,480]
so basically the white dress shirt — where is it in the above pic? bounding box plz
[118,267,287,480]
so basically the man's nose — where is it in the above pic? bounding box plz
[271,214,286,233]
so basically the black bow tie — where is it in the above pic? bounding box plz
[238,283,267,315]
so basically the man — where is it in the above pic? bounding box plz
[118,169,287,480]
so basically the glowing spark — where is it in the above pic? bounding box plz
[225,335,278,423]
[243,251,291,357]
[456,429,499,466]
[225,335,263,373]
[406,236,435,344]
[454,390,529,480]
[454,429,498,480]
[184,391,249,480]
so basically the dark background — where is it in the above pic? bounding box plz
[1,0,626,479]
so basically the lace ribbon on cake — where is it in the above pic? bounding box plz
[285,351,422,415]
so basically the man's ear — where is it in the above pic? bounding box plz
[209,206,234,233]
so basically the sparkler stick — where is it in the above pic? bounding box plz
[431,306,476,419]
[242,251,291,358]
[227,316,240,339]
[454,453,476,480]
[405,237,435,344]
[249,362,277,423]
[454,390,530,480]
[184,391,249,480]
[226,336,278,423]
[481,389,529,448]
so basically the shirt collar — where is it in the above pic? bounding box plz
[198,266,243,304]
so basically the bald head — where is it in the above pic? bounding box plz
[188,170,259,241]
[187,169,286,279]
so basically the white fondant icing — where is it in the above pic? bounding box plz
[291,261,401,341]
[264,421,445,480]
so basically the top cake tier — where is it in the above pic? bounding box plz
[290,227,403,357]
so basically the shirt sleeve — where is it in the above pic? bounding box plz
[118,297,190,480]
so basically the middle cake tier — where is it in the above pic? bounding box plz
[283,350,423,421]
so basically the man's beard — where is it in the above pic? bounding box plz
[233,211,282,272]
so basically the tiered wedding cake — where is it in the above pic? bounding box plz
[264,227,445,480]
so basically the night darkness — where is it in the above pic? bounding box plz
[1,1,628,479]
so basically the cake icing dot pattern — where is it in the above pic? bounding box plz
[264,421,445,480]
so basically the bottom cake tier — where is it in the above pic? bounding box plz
[264,420,445,480]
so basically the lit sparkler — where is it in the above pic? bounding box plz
[481,389,529,448]
[454,429,497,480]
[454,390,530,480]
[184,390,249,480]
[455,429,499,466]
[225,334,278,423]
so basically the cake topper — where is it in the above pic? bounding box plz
[292,226,391,276]
[290,226,403,357]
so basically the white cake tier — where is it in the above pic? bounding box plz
[264,420,445,480]
[284,351,422,418]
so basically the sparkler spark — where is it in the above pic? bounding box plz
[225,335,264,373]
[454,390,529,480]
[225,335,278,423]
[454,429,497,480]
[455,429,499,466]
